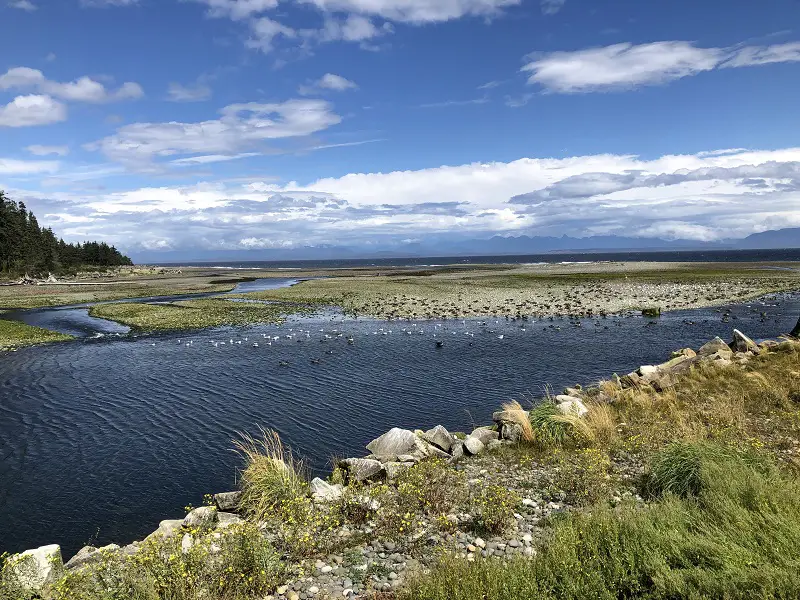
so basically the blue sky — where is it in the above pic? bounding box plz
[1,0,800,257]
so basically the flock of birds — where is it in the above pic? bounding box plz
[140,297,786,368]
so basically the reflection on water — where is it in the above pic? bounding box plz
[0,292,798,557]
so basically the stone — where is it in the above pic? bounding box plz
[709,349,734,362]
[463,436,485,456]
[620,372,642,389]
[499,422,523,442]
[493,409,529,423]
[555,398,588,417]
[366,428,418,459]
[216,512,243,529]
[339,458,384,482]
[671,348,697,359]
[699,337,731,356]
[470,427,499,444]
[731,329,758,353]
[181,533,194,553]
[563,387,584,398]
[415,438,452,460]
[384,462,412,481]
[4,544,64,596]
[310,477,345,502]
[450,440,464,460]
[183,506,218,530]
[145,519,184,542]
[486,440,502,452]
[214,491,242,512]
[422,425,455,453]
[474,537,486,548]
[396,454,420,463]
[64,544,120,571]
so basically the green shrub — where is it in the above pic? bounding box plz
[545,447,611,506]
[51,522,285,600]
[403,444,800,600]
[528,401,589,449]
[470,485,521,535]
[394,458,466,515]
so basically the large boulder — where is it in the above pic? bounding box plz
[699,337,731,356]
[183,506,218,531]
[216,513,244,529]
[214,491,242,512]
[422,425,455,453]
[366,428,418,460]
[310,477,344,502]
[65,544,120,571]
[144,519,184,543]
[463,436,485,456]
[4,544,64,596]
[499,422,523,442]
[339,458,384,482]
[470,427,499,444]
[731,329,758,353]
[384,461,413,481]
[555,396,588,417]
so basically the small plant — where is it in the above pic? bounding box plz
[470,485,521,535]
[546,448,611,506]
[233,427,308,523]
[394,458,466,515]
[528,401,590,449]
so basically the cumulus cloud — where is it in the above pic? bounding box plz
[295,0,520,23]
[522,40,800,93]
[540,0,564,15]
[79,0,139,6]
[0,95,67,127]
[18,147,800,253]
[0,67,144,103]
[87,99,341,168]
[189,0,278,20]
[246,16,297,52]
[26,144,70,156]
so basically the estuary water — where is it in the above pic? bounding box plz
[1,289,799,557]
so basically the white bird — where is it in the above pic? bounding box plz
[497,335,505,340]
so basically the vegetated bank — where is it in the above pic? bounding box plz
[3,326,799,600]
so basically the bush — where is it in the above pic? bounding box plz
[529,401,589,449]
[545,447,611,506]
[470,485,521,535]
[393,458,466,515]
[402,444,800,600]
[50,522,285,600]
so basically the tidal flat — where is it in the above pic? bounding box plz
[0,318,73,350]
[233,261,800,320]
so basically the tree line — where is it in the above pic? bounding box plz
[0,190,132,276]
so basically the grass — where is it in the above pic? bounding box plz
[0,318,73,350]
[233,427,309,524]
[88,298,316,332]
[402,442,800,600]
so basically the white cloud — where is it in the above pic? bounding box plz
[8,0,37,11]
[0,158,59,175]
[0,95,67,127]
[79,0,139,6]
[20,147,800,252]
[246,16,297,52]
[314,14,390,42]
[523,40,800,93]
[190,0,278,20]
[299,73,359,95]
[295,0,520,23]
[170,152,260,166]
[88,99,341,167]
[0,67,144,103]
[26,144,69,156]
[167,81,212,102]
[540,0,564,15]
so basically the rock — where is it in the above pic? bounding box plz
[183,506,218,531]
[563,387,584,398]
[463,436,485,456]
[4,544,64,596]
[731,329,758,353]
[310,477,345,502]
[214,491,242,512]
[556,398,588,417]
[671,348,697,359]
[450,440,464,460]
[415,438,452,460]
[216,512,243,529]
[620,372,642,389]
[708,349,734,361]
[366,428,418,460]
[699,337,731,356]
[181,533,194,553]
[493,409,528,423]
[145,519,184,542]
[64,544,120,571]
[470,427,499,444]
[385,462,412,481]
[339,458,384,482]
[499,422,523,442]
[396,454,420,463]
[422,425,455,453]
[486,440,502,452]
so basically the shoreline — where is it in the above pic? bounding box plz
[4,328,799,599]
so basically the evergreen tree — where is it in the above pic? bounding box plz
[0,190,133,276]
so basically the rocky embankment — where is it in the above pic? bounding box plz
[3,328,796,600]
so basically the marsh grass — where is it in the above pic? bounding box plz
[402,444,800,600]
[233,427,308,523]
[528,400,590,449]
[0,318,73,350]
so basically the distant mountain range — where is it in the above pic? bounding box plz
[132,227,800,264]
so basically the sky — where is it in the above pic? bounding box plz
[1,0,800,258]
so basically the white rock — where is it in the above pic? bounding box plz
[463,436,485,456]
[4,544,64,595]
[183,506,218,530]
[181,533,194,553]
[555,398,588,417]
[310,477,345,502]
[366,428,418,458]
[474,537,486,549]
